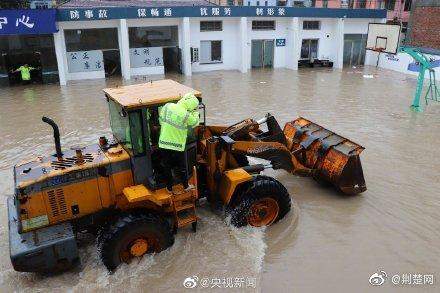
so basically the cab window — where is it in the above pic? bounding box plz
[129,110,145,156]
[108,100,130,148]
[108,100,145,156]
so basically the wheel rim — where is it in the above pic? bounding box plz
[119,235,159,263]
[247,197,279,227]
[129,239,149,257]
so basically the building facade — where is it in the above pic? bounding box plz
[407,0,440,50]
[0,3,386,86]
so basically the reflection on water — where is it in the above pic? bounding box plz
[0,67,439,292]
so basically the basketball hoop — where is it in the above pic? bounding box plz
[366,23,401,55]
[366,23,401,68]
[371,47,385,53]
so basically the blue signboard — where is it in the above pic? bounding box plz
[276,39,286,47]
[57,6,386,21]
[0,9,57,35]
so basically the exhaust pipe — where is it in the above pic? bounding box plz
[42,116,63,160]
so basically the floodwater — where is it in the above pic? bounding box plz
[0,67,439,292]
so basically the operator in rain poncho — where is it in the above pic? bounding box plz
[158,93,200,192]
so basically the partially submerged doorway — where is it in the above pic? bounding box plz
[300,39,319,62]
[343,34,367,67]
[0,34,58,86]
[163,47,182,73]
[129,26,180,75]
[251,40,274,68]
[64,28,121,78]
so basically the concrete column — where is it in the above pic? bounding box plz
[239,17,248,73]
[286,17,300,70]
[118,19,131,80]
[335,18,345,69]
[181,17,192,76]
[53,28,67,86]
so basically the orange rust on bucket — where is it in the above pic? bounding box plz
[284,117,366,194]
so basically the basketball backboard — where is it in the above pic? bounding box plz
[366,23,401,54]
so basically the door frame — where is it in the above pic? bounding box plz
[300,38,319,61]
[251,39,275,69]
[343,34,367,67]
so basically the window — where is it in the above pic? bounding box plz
[65,28,119,51]
[385,0,396,10]
[265,1,268,6]
[404,0,411,11]
[200,40,222,64]
[252,21,275,30]
[128,110,146,156]
[300,39,319,60]
[303,21,320,30]
[108,100,145,156]
[227,0,235,5]
[200,21,223,32]
[401,22,408,34]
[323,0,328,8]
[248,1,251,5]
[129,26,178,48]
[108,100,131,149]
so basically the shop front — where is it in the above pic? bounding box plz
[64,27,121,79]
[0,9,57,86]
[128,23,181,75]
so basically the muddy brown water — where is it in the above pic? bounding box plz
[0,68,439,292]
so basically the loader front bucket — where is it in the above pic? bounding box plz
[284,117,366,195]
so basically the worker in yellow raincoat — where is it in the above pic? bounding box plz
[12,64,37,85]
[159,93,200,192]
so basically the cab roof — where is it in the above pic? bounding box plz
[103,80,202,109]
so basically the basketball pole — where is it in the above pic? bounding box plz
[412,66,426,111]
[399,46,437,112]
[376,51,381,67]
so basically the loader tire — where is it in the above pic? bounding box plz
[233,154,249,167]
[98,212,174,271]
[227,175,291,227]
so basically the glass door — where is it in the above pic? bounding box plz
[343,39,354,66]
[263,40,274,68]
[251,40,274,68]
[301,39,319,61]
[251,40,263,68]
[343,34,367,67]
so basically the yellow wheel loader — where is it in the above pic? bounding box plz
[8,80,366,273]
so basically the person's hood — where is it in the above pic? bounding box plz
[177,93,199,111]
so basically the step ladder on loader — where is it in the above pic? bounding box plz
[171,188,198,232]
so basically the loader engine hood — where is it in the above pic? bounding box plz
[14,144,108,193]
[13,143,131,233]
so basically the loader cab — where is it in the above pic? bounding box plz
[103,80,202,190]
